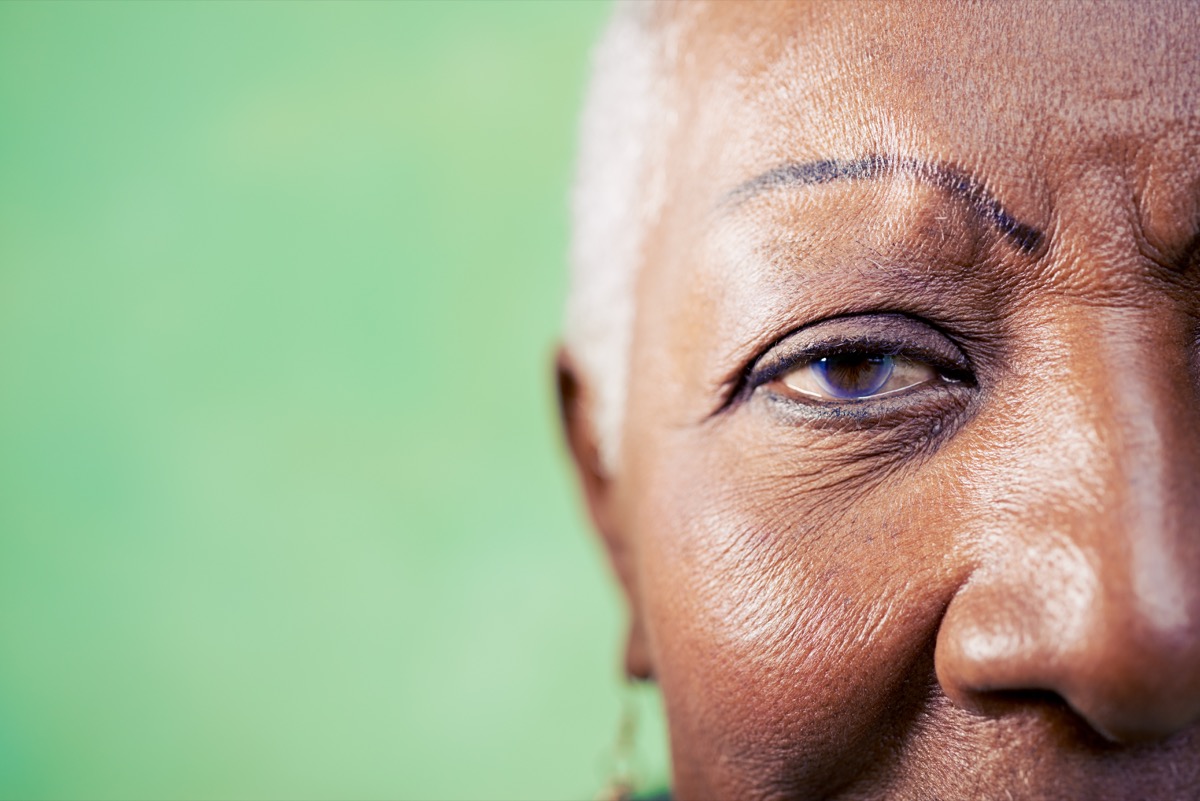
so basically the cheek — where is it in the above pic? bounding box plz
[632,430,967,793]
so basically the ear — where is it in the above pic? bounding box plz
[555,346,653,680]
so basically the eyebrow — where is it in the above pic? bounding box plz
[723,154,1045,254]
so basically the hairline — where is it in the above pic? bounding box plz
[564,1,681,472]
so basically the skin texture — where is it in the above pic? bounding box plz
[559,1,1200,798]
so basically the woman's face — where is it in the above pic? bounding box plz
[568,1,1200,798]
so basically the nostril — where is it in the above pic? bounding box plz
[960,688,1121,748]
[1062,683,1200,745]
[935,524,1200,749]
[937,603,1200,745]
[968,688,1065,717]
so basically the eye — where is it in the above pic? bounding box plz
[736,313,975,413]
[775,352,943,401]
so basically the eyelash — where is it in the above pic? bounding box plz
[755,340,960,382]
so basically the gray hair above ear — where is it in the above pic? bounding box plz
[564,1,681,473]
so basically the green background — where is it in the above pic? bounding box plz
[0,2,668,798]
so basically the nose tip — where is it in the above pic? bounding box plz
[936,577,1200,743]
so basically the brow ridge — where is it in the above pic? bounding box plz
[724,154,1045,254]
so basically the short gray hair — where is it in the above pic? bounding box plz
[564,2,681,471]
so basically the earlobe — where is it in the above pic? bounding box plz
[625,616,653,681]
[555,346,653,682]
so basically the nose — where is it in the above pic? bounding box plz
[935,327,1200,743]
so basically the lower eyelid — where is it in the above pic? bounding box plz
[759,377,973,429]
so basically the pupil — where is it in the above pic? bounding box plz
[814,354,894,398]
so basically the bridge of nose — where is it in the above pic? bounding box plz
[935,302,1200,741]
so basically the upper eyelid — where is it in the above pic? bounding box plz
[750,338,941,387]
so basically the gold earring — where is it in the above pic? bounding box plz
[595,681,639,801]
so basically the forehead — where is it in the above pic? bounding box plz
[660,0,1200,200]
